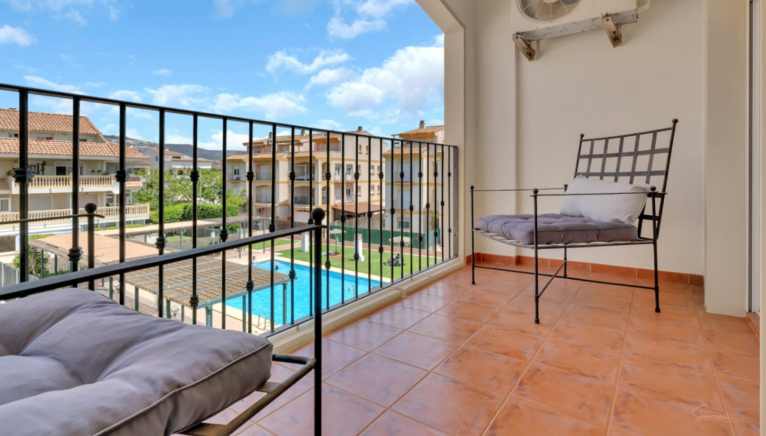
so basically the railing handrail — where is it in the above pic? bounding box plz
[0,221,325,301]
[0,82,455,148]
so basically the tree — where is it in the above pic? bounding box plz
[199,168,223,204]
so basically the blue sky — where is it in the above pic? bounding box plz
[0,0,443,151]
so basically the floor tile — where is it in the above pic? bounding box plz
[485,270,536,284]
[549,320,625,353]
[718,377,760,423]
[373,331,457,370]
[436,299,500,323]
[230,364,314,420]
[398,292,453,312]
[408,313,484,344]
[631,304,699,324]
[561,304,629,332]
[326,354,426,407]
[360,411,449,436]
[698,312,754,333]
[421,280,473,299]
[626,315,705,346]
[434,346,528,395]
[233,424,276,436]
[731,419,759,436]
[259,385,383,436]
[634,280,691,294]
[709,349,760,383]
[204,407,240,425]
[365,304,431,330]
[327,319,402,351]
[618,355,725,411]
[485,399,607,436]
[489,309,557,337]
[289,339,367,379]
[623,333,713,373]
[536,340,622,383]
[586,273,637,286]
[464,324,545,361]
[578,282,634,300]
[633,288,694,308]
[570,292,632,312]
[456,288,517,307]
[504,294,569,319]
[510,362,614,427]
[478,278,529,296]
[520,284,579,303]
[392,373,504,436]
[702,328,760,357]
[610,387,732,436]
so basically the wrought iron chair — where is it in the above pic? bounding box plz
[471,120,678,324]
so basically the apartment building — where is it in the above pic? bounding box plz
[228,127,385,224]
[142,147,215,173]
[0,109,151,248]
[384,121,445,233]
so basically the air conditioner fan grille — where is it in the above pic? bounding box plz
[518,0,581,23]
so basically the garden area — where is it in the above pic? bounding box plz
[277,243,441,280]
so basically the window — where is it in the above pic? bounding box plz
[366,145,369,154]
[155,156,159,161]
[377,165,380,174]
[335,164,341,176]
[400,219,410,230]
[0,198,9,212]
[345,187,353,198]
[357,188,361,197]
[233,167,240,177]
[79,138,87,142]
[36,136,53,141]
[172,156,181,160]
[346,165,352,175]
[377,185,381,194]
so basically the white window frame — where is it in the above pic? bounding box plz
[0,198,10,213]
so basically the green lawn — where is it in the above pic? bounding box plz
[250,238,293,250]
[277,243,441,280]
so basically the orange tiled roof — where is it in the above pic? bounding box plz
[0,138,149,159]
[392,125,444,137]
[0,109,101,135]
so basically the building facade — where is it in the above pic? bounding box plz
[228,128,385,225]
[384,122,445,234]
[0,109,151,250]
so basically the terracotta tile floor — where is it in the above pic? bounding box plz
[203,263,761,436]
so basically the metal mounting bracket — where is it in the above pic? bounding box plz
[513,33,536,61]
[602,14,623,47]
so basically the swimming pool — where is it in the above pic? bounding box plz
[226,260,382,326]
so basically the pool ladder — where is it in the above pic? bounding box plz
[256,312,271,330]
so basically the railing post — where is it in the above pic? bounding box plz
[85,203,97,290]
[311,207,325,436]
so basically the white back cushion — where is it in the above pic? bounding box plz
[560,176,650,224]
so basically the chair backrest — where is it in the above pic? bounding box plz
[573,120,678,238]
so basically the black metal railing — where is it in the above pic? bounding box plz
[0,205,326,436]
[0,82,459,334]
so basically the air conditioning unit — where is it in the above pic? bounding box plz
[512,0,649,59]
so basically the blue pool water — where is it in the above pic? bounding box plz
[226,260,382,325]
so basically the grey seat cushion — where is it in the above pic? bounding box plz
[477,213,638,245]
[0,289,273,436]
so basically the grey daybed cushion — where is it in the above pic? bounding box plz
[477,213,638,245]
[0,288,273,436]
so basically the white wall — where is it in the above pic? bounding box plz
[418,0,749,316]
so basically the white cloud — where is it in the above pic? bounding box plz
[108,90,142,102]
[2,0,128,21]
[126,128,143,140]
[213,92,308,119]
[306,67,353,89]
[144,84,208,108]
[328,0,411,39]
[267,50,350,75]
[152,68,173,76]
[315,119,342,130]
[327,37,443,119]
[24,75,86,94]
[0,25,36,46]
[64,10,87,24]
[327,16,384,39]
[213,0,245,18]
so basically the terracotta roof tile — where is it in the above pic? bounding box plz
[0,109,101,135]
[0,138,149,159]
[393,125,444,137]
